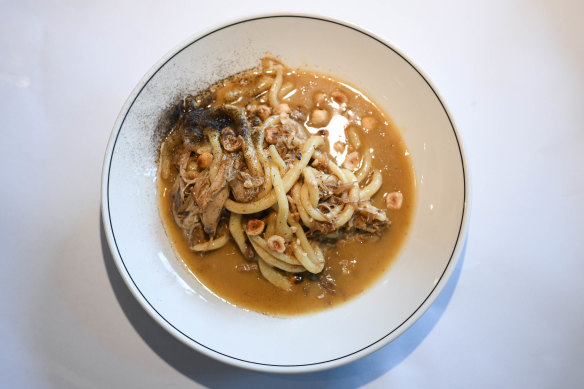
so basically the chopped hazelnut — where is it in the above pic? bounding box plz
[385,192,403,210]
[220,126,236,138]
[265,126,280,144]
[313,92,325,106]
[220,127,243,152]
[267,235,286,253]
[245,219,265,236]
[361,116,376,130]
[331,91,348,105]
[256,105,272,120]
[274,103,291,115]
[197,152,213,168]
[333,141,346,153]
[310,109,329,127]
[343,151,360,170]
[224,135,243,152]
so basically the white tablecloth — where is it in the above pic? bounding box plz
[2,1,583,387]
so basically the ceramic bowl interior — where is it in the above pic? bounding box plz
[102,15,468,373]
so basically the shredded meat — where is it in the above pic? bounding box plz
[191,158,234,236]
[349,213,391,236]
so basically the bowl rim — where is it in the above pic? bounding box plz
[101,13,471,373]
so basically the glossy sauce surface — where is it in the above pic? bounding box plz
[158,68,416,316]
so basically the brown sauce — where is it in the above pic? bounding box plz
[158,66,416,316]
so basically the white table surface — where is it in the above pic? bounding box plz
[2,0,583,387]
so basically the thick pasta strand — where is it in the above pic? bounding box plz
[256,165,273,199]
[302,167,320,207]
[229,213,248,256]
[258,259,292,291]
[270,162,294,240]
[300,184,329,222]
[355,149,372,183]
[291,241,323,274]
[191,233,229,252]
[287,215,324,273]
[360,170,383,200]
[325,169,360,230]
[205,128,223,180]
[248,235,300,265]
[278,81,295,99]
[250,238,304,273]
[291,183,313,228]
[268,67,283,108]
[269,145,287,174]
[346,126,361,150]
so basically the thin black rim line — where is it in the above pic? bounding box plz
[106,14,467,368]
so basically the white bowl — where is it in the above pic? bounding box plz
[101,14,469,373]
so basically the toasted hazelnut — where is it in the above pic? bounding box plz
[310,109,329,127]
[220,126,236,137]
[265,126,280,144]
[267,235,286,253]
[313,91,325,106]
[331,91,347,105]
[222,134,243,152]
[333,141,346,153]
[361,116,376,130]
[197,152,213,168]
[385,192,403,210]
[274,103,291,115]
[343,151,360,170]
[220,127,243,152]
[245,219,265,236]
[257,105,272,120]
